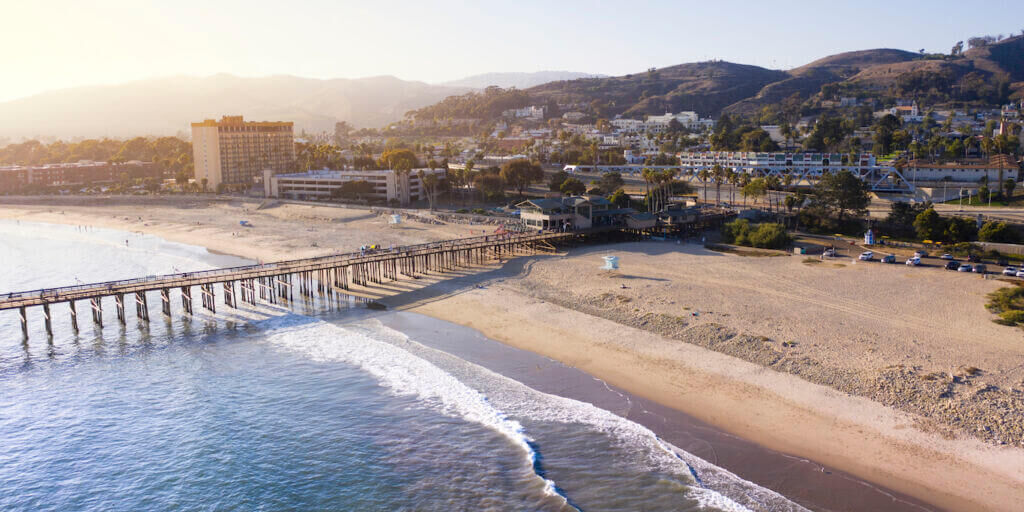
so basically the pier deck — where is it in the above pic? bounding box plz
[2,229,617,339]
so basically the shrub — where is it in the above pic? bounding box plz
[979,221,1019,243]
[747,223,790,249]
[986,286,1024,313]
[722,219,789,249]
[722,219,751,244]
[996,310,1024,326]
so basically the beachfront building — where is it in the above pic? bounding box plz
[263,168,445,206]
[191,115,296,191]
[0,160,159,193]
[902,155,1020,184]
[517,195,636,230]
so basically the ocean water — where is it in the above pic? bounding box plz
[0,220,806,512]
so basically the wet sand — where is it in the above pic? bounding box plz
[381,311,938,512]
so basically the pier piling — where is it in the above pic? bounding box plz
[43,303,52,336]
[69,301,78,332]
[20,306,28,339]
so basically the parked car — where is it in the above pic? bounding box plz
[997,258,1009,266]
[858,251,874,261]
[881,254,896,264]
[1017,270,1024,278]
[823,248,836,257]
[940,253,954,260]
[1003,266,1018,276]
[967,254,981,263]
[914,250,928,258]
[958,264,973,272]
[973,264,987,274]
[944,260,960,270]
[906,257,921,266]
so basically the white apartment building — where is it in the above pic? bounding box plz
[645,112,704,133]
[264,168,445,206]
[502,106,545,120]
[611,118,645,132]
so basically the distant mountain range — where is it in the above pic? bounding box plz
[522,35,1024,120]
[3,35,1022,140]
[0,74,470,139]
[440,71,606,90]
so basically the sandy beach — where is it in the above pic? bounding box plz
[3,196,1023,511]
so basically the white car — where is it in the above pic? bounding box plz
[858,251,874,261]
[906,257,921,266]
[1003,266,1018,276]
[823,248,837,257]
[940,253,954,260]
[1016,270,1024,278]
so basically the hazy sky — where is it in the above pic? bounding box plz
[3,0,1021,102]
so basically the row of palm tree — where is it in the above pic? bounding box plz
[688,166,803,211]
[640,167,679,213]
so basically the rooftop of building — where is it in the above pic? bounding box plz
[0,160,150,171]
[906,155,1019,169]
[191,115,294,127]
[273,168,444,179]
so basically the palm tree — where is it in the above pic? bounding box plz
[727,169,739,204]
[711,164,725,205]
[765,175,781,214]
[697,168,710,203]
[641,168,654,211]
[739,173,752,207]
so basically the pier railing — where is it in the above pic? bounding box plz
[0,230,580,312]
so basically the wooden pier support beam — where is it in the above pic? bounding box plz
[19,306,28,339]
[181,286,193,315]
[161,289,171,316]
[200,283,216,313]
[115,293,126,325]
[135,291,149,322]
[43,303,52,337]
[223,281,236,309]
[69,301,79,332]
[90,297,103,327]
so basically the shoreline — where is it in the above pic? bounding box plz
[403,284,1023,512]
[379,311,935,512]
[3,198,1023,511]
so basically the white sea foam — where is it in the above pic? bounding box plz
[262,316,575,509]
[357,319,809,512]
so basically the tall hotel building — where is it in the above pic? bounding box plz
[191,115,296,189]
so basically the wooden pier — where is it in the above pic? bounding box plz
[3,229,619,340]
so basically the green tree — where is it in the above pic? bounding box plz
[474,173,505,200]
[979,221,1018,243]
[596,172,624,195]
[378,148,420,170]
[500,159,544,197]
[559,177,586,195]
[748,223,790,249]
[608,189,630,208]
[742,178,767,208]
[548,170,569,192]
[418,170,441,210]
[944,216,977,243]
[813,170,870,221]
[913,208,947,241]
[1004,178,1017,200]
